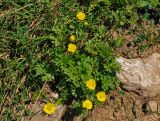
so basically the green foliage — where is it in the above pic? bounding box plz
[0,0,159,120]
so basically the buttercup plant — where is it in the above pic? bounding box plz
[96,91,107,102]
[5,0,158,120]
[76,11,86,21]
[69,35,76,42]
[82,100,93,110]
[52,8,120,114]
[67,43,77,53]
[43,102,56,115]
[86,79,96,90]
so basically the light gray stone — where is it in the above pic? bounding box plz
[116,53,160,97]
[26,103,66,121]
[49,105,66,121]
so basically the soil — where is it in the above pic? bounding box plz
[83,90,160,121]
[116,43,160,59]
[27,89,160,121]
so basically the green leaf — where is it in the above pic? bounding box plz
[42,73,54,81]
[35,64,46,76]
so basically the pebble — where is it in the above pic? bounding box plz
[147,100,158,112]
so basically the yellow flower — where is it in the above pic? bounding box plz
[67,43,77,53]
[84,21,88,26]
[86,79,96,90]
[96,91,107,102]
[82,100,93,109]
[43,102,56,114]
[76,11,86,21]
[69,35,76,42]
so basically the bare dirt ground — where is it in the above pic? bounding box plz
[84,90,160,121]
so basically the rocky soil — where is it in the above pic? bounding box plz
[26,89,160,121]
[84,90,160,121]
[24,52,160,121]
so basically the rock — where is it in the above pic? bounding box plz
[28,102,42,113]
[134,100,144,117]
[116,53,160,97]
[133,114,160,121]
[73,116,82,121]
[26,103,66,121]
[158,105,160,113]
[49,105,66,121]
[49,92,59,99]
[147,100,158,112]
